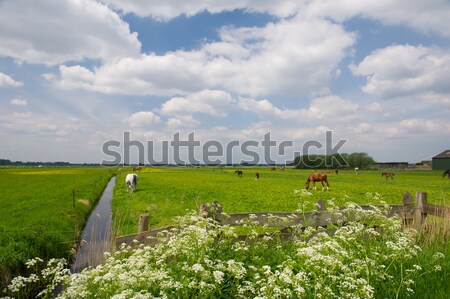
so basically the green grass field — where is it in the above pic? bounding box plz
[1,166,449,298]
[0,166,115,289]
[113,167,450,236]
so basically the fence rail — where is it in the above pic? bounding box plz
[115,191,449,248]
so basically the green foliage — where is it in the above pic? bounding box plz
[5,202,446,299]
[0,167,115,291]
[294,152,375,169]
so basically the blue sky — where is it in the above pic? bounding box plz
[1,0,450,164]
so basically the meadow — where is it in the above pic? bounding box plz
[0,166,115,290]
[113,167,450,236]
[2,166,450,298]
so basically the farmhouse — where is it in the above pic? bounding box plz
[432,149,450,170]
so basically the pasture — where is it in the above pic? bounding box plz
[113,167,450,236]
[0,166,114,288]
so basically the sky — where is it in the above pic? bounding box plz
[1,0,450,165]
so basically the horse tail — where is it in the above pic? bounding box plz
[133,174,137,186]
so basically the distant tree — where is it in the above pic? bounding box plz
[294,152,375,169]
[346,152,375,169]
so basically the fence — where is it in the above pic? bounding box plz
[115,191,450,248]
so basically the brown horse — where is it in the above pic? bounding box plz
[443,169,450,179]
[305,173,329,191]
[271,167,276,171]
[381,172,394,180]
[279,166,285,171]
[235,170,243,178]
[133,166,142,172]
[255,172,260,180]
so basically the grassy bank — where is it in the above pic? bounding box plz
[0,166,115,290]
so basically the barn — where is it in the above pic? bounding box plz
[432,149,450,170]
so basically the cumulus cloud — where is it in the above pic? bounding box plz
[101,0,298,21]
[167,115,201,129]
[9,98,27,106]
[237,95,359,123]
[0,0,140,65]
[237,98,303,120]
[350,45,450,98]
[0,72,23,87]
[102,0,450,36]
[124,111,161,128]
[53,16,355,97]
[160,90,234,117]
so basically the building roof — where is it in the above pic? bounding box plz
[432,150,450,159]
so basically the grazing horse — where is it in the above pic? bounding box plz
[279,166,286,171]
[133,166,142,172]
[354,167,359,174]
[381,172,395,180]
[235,170,243,178]
[271,167,276,171]
[335,169,339,175]
[305,173,329,191]
[125,173,138,193]
[255,172,260,180]
[443,169,450,179]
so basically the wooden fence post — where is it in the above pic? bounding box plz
[402,191,413,226]
[414,191,427,229]
[138,214,149,236]
[312,198,327,228]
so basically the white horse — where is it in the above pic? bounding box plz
[125,173,138,193]
[354,167,359,174]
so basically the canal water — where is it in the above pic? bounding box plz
[71,176,115,273]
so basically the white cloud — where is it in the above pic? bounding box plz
[1,112,81,136]
[400,118,442,133]
[101,0,298,21]
[124,111,161,128]
[167,115,201,129]
[160,90,234,117]
[9,98,27,106]
[0,72,23,87]
[0,0,140,65]
[309,96,359,120]
[366,102,382,112]
[102,0,450,36]
[53,16,355,97]
[237,95,359,123]
[350,45,450,99]
[237,98,303,120]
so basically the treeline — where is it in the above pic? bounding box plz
[294,152,375,169]
[0,159,100,167]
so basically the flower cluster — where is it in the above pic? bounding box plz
[4,200,445,299]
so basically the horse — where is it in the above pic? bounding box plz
[443,169,450,179]
[381,172,395,180]
[279,166,285,171]
[255,172,260,180]
[271,167,276,171]
[335,169,339,175]
[325,170,331,174]
[125,173,138,193]
[354,167,359,174]
[235,170,243,178]
[133,166,142,172]
[305,173,329,191]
